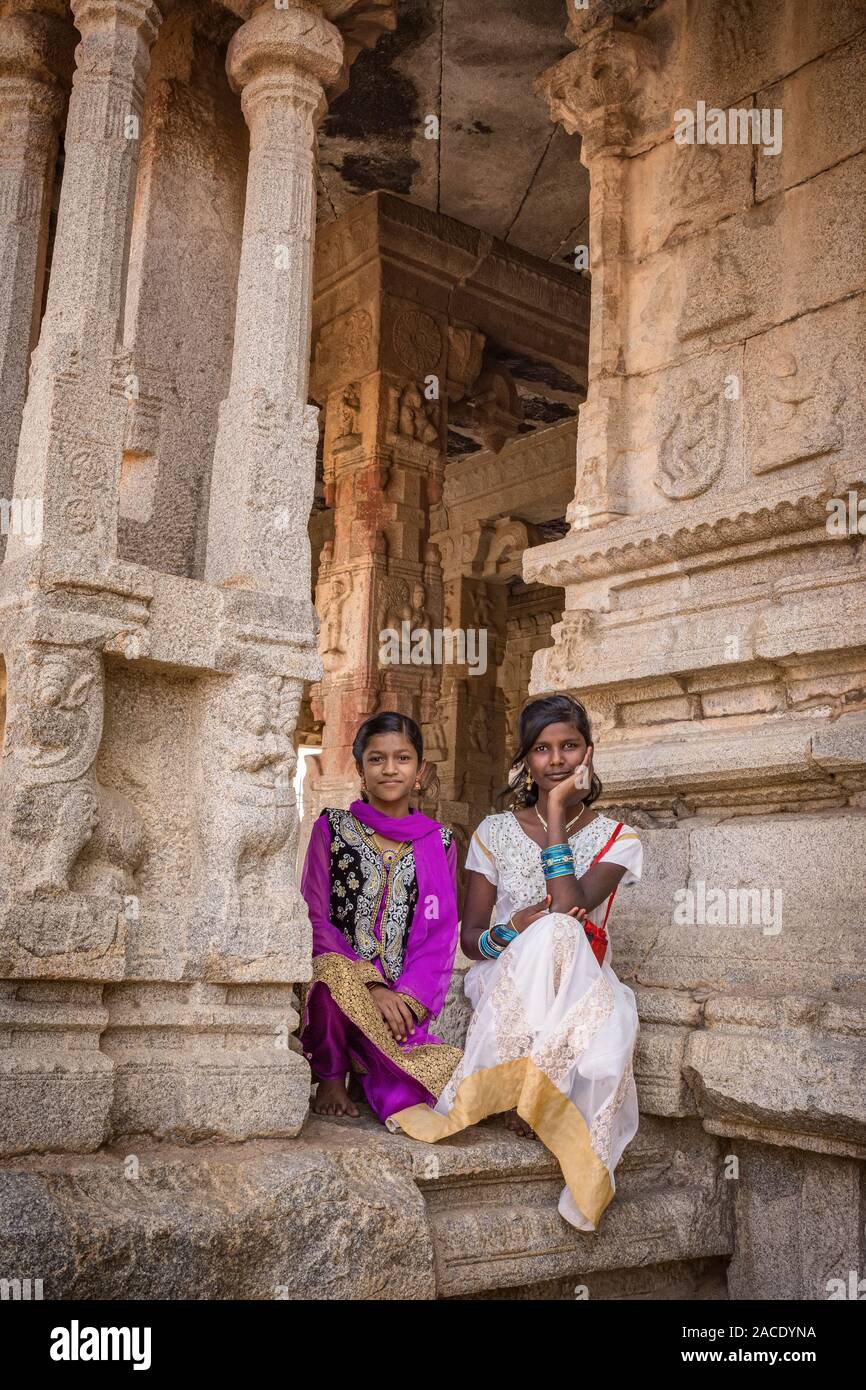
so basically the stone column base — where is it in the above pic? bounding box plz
[102,982,310,1142]
[0,981,112,1156]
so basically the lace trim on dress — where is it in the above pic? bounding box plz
[489,950,535,1064]
[483,811,624,917]
[590,1059,635,1168]
[530,974,616,1087]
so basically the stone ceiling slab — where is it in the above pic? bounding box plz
[317,0,589,264]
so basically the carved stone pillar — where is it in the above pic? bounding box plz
[0,616,146,1153]
[0,0,73,558]
[538,17,657,529]
[309,363,448,811]
[431,518,552,856]
[309,203,486,811]
[204,0,343,600]
[4,0,162,566]
[528,0,866,1293]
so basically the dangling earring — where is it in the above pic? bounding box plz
[524,768,532,790]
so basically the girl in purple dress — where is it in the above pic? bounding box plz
[299,712,462,1121]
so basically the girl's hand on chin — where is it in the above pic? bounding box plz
[547,745,593,804]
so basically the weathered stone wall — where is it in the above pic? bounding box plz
[528,0,866,1297]
[1,0,863,1303]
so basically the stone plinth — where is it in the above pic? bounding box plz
[0,1111,739,1300]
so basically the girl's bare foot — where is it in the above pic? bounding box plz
[313,1078,360,1117]
[504,1108,536,1138]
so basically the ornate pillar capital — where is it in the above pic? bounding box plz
[0,0,74,133]
[68,0,161,37]
[537,15,656,160]
[227,1,345,132]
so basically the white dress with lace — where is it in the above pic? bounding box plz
[441,810,642,1231]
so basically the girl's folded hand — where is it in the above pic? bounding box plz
[369,985,415,1043]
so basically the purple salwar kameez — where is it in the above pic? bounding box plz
[299,802,462,1122]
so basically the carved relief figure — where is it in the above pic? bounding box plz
[679,247,752,340]
[320,572,352,669]
[469,367,523,454]
[752,352,844,475]
[332,383,362,453]
[410,581,432,633]
[469,704,489,753]
[396,383,439,445]
[378,576,411,634]
[3,646,144,895]
[654,378,727,499]
[198,673,301,902]
[547,612,596,686]
[657,145,724,249]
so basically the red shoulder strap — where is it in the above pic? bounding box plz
[591,821,624,867]
[591,822,624,931]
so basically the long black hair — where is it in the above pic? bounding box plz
[498,693,602,810]
[352,711,426,802]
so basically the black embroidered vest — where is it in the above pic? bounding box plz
[323,808,453,982]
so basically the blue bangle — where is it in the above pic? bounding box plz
[478,929,503,960]
[544,863,574,879]
[490,923,518,948]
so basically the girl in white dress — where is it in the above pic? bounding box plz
[388,693,643,1232]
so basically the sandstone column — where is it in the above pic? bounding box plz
[204,0,343,600]
[0,0,73,557]
[4,0,162,566]
[309,357,448,811]
[432,534,506,854]
[539,16,656,530]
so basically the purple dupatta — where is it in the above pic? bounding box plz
[347,798,459,1017]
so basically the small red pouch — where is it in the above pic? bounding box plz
[584,821,624,966]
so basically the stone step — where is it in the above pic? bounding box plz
[0,1109,732,1300]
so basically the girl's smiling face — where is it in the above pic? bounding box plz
[359,732,424,807]
[525,721,588,793]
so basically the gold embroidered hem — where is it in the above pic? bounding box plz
[387,1056,614,1228]
[312,953,461,1099]
[397,992,428,1022]
[354,960,384,988]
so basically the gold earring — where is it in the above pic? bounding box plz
[525,769,532,789]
